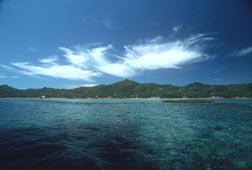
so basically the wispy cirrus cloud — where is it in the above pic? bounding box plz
[84,34,212,78]
[233,46,252,57]
[0,64,14,71]
[6,34,214,82]
[0,75,18,79]
[101,19,117,30]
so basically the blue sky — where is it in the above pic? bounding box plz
[0,0,252,89]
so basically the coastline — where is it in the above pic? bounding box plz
[0,97,251,100]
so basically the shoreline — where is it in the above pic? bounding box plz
[0,97,251,100]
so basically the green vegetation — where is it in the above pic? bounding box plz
[0,80,252,98]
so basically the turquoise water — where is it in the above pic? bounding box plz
[0,98,251,169]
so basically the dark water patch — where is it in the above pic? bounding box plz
[213,125,223,131]
[207,125,224,132]
[0,143,65,169]
[94,137,158,170]
[84,126,101,132]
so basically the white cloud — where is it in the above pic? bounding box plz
[173,25,182,32]
[233,46,252,57]
[39,56,58,64]
[59,47,89,67]
[12,62,101,81]
[68,83,98,89]
[87,34,211,77]
[80,83,98,87]
[9,34,213,81]
[124,43,199,70]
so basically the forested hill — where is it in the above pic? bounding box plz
[0,80,252,98]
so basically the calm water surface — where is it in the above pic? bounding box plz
[0,98,251,170]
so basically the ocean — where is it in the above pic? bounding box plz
[0,98,251,170]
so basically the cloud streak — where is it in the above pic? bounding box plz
[233,46,252,57]
[0,75,18,79]
[8,34,213,82]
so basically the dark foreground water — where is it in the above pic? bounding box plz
[0,98,251,170]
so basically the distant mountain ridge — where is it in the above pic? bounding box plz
[0,80,252,98]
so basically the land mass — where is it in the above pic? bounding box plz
[0,80,252,98]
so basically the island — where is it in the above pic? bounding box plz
[0,79,252,98]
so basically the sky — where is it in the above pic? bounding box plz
[0,0,252,89]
